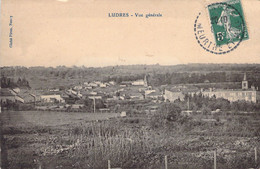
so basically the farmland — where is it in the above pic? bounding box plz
[1,110,260,169]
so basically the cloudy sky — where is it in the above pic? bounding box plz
[0,0,259,67]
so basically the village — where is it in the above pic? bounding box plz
[1,67,260,169]
[1,73,259,114]
[1,75,162,113]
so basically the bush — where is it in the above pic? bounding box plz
[201,106,211,115]
[158,103,182,121]
[150,103,189,129]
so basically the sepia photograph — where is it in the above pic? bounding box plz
[0,0,260,168]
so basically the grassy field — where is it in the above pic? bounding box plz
[1,111,120,127]
[1,111,260,169]
[0,111,119,169]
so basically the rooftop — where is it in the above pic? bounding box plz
[0,88,16,96]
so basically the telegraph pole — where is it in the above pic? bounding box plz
[214,150,217,169]
[93,97,96,113]
[187,97,190,110]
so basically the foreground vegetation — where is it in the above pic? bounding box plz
[1,107,260,169]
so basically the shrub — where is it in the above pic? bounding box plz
[201,106,211,115]
[150,103,189,129]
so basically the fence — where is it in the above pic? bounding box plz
[107,147,259,169]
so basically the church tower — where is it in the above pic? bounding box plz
[242,73,248,90]
[144,75,148,87]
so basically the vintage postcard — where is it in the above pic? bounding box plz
[0,0,260,168]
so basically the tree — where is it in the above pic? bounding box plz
[201,105,211,115]
[159,103,182,122]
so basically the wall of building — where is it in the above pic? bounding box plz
[164,90,185,102]
[0,95,24,103]
[40,95,64,103]
[0,96,16,103]
[202,90,257,103]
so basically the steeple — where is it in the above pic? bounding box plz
[144,75,148,87]
[243,73,247,81]
[242,73,248,90]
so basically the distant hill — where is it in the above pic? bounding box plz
[1,64,260,89]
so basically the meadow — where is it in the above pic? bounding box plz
[1,110,260,169]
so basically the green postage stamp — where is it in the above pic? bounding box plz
[207,0,249,46]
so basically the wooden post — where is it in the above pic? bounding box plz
[187,97,190,110]
[93,97,96,113]
[255,147,258,165]
[214,150,217,169]
[165,155,168,169]
[108,160,111,169]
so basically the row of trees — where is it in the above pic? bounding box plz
[0,76,30,88]
[173,93,260,113]
[1,65,260,89]
[149,72,260,87]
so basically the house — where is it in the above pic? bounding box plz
[18,90,37,103]
[163,85,200,102]
[146,91,163,99]
[50,88,59,92]
[120,111,127,117]
[132,79,145,86]
[84,86,93,90]
[67,89,77,95]
[129,92,144,100]
[145,89,156,95]
[67,89,82,98]
[88,82,98,88]
[0,88,24,104]
[107,97,116,101]
[90,91,97,95]
[94,81,102,86]
[61,92,70,99]
[164,89,185,102]
[40,95,65,103]
[109,81,115,85]
[13,87,21,94]
[73,85,83,90]
[99,83,107,88]
[121,81,132,86]
[71,104,84,109]
[88,96,102,100]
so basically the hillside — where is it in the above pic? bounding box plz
[1,64,260,89]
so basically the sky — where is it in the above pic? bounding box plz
[0,0,259,67]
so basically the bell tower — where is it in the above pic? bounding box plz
[242,73,248,90]
[144,75,148,87]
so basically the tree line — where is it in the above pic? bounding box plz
[1,64,260,89]
[173,93,260,113]
[0,76,31,89]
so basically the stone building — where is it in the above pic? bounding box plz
[163,73,260,103]
[202,73,259,103]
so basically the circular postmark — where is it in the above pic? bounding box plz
[194,2,246,54]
